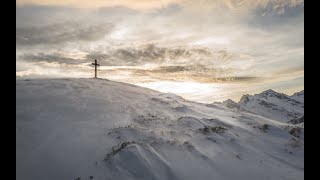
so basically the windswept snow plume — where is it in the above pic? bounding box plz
[16,78,303,180]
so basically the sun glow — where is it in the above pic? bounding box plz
[138,81,217,94]
[16,0,304,103]
[136,81,235,102]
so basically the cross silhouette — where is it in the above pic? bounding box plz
[91,59,100,78]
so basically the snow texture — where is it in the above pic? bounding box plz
[16,78,304,180]
[216,89,304,124]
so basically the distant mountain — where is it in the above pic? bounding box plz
[219,89,304,124]
[221,99,239,110]
[290,90,304,103]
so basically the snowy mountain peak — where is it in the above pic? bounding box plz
[233,89,304,123]
[239,94,250,104]
[290,90,304,103]
[222,99,239,109]
[223,99,236,104]
[293,90,304,96]
[257,89,287,99]
[262,89,277,94]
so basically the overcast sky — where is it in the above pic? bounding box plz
[16,0,304,103]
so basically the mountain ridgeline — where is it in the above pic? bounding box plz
[218,89,304,124]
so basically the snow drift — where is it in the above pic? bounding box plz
[16,78,304,180]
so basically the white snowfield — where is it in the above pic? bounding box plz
[16,78,304,180]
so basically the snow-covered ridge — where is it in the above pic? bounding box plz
[218,89,304,124]
[290,90,304,103]
[16,78,303,180]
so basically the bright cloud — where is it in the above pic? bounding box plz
[16,0,304,102]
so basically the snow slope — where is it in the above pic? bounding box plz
[16,78,304,180]
[290,90,304,103]
[217,89,304,124]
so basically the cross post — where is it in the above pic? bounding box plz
[92,59,100,78]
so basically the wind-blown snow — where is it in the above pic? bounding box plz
[16,78,304,180]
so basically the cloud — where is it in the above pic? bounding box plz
[253,0,304,16]
[18,44,255,72]
[16,0,304,11]
[16,0,304,103]
[130,64,258,83]
[17,46,258,83]
[16,21,114,47]
[16,0,181,9]
[20,52,85,64]
[86,44,255,71]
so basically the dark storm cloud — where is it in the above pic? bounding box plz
[16,21,114,47]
